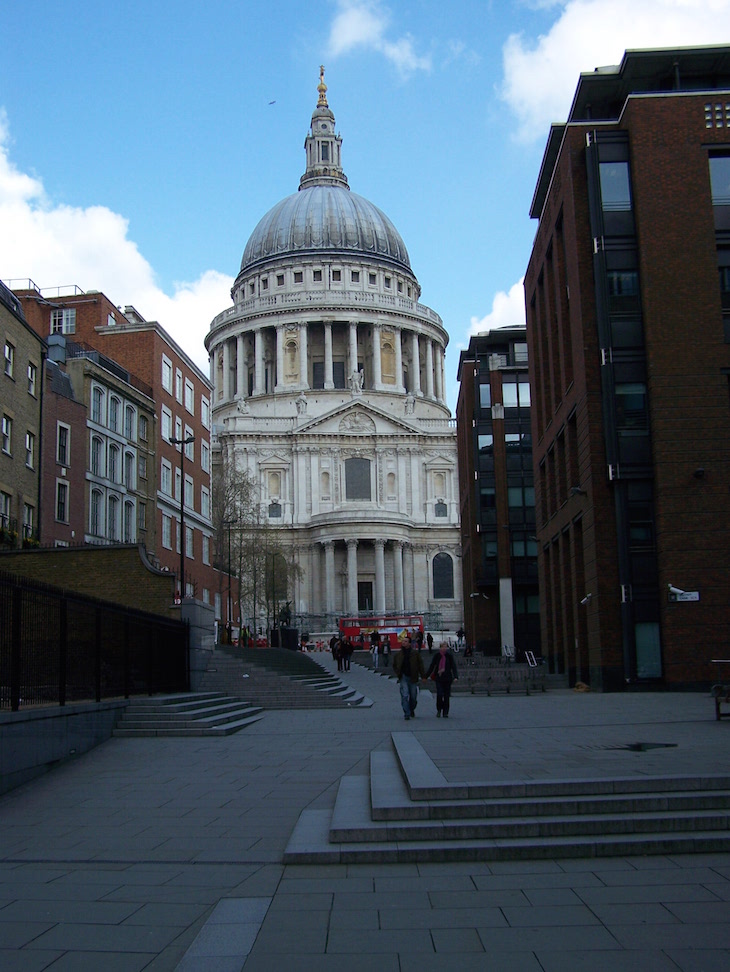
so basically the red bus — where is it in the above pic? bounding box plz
[339,614,424,651]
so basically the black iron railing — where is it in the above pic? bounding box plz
[0,570,189,711]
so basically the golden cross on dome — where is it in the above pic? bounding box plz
[317,65,328,107]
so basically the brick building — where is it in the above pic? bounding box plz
[456,327,539,656]
[525,46,730,689]
[14,285,219,609]
[0,281,44,548]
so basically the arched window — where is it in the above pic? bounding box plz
[386,472,396,497]
[91,436,103,476]
[124,405,135,440]
[91,387,104,424]
[320,471,330,498]
[124,451,135,489]
[108,495,119,541]
[108,444,120,483]
[109,397,120,432]
[124,501,135,543]
[90,489,103,536]
[432,552,454,599]
[345,457,371,500]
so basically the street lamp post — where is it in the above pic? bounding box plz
[170,435,195,600]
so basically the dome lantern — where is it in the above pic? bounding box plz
[299,66,349,191]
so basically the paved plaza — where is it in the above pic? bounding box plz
[1,653,730,970]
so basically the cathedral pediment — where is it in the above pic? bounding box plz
[294,400,421,437]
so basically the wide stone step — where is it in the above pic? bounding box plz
[113,714,263,738]
[113,693,263,737]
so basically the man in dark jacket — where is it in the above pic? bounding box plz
[392,638,426,720]
[425,642,458,718]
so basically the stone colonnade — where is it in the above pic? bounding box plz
[212,320,447,403]
[318,536,411,616]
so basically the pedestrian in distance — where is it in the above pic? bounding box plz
[342,637,353,671]
[426,631,434,653]
[392,637,425,720]
[425,642,458,718]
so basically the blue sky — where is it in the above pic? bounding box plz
[2,1,728,408]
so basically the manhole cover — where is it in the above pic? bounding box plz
[609,742,678,752]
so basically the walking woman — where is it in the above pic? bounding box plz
[425,642,458,718]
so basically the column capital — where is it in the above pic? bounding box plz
[346,537,359,550]
[373,537,387,549]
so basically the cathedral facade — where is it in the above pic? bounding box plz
[206,72,461,632]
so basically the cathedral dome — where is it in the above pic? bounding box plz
[239,186,411,275]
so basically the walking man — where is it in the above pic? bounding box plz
[425,642,458,718]
[392,637,425,720]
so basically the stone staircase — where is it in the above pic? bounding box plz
[284,731,730,863]
[113,692,263,737]
[199,646,373,709]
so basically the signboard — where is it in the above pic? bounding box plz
[668,591,699,602]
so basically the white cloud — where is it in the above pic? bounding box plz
[501,0,730,142]
[0,114,231,372]
[327,1,431,76]
[469,278,526,336]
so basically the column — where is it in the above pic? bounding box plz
[299,322,309,389]
[324,322,334,389]
[374,538,386,614]
[254,328,265,395]
[411,332,422,396]
[236,334,245,398]
[349,322,358,376]
[324,540,336,617]
[434,344,443,402]
[425,339,435,398]
[394,541,405,613]
[439,346,446,403]
[222,339,231,401]
[372,323,382,389]
[394,327,404,393]
[346,538,358,615]
[275,325,284,391]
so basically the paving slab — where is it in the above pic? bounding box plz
[0,655,729,970]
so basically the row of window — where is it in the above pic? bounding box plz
[90,436,139,488]
[479,377,531,411]
[88,489,138,542]
[160,457,210,516]
[90,384,148,442]
[0,490,34,538]
[161,355,210,426]
[4,341,39,395]
[160,514,212,564]
[244,267,415,298]
[1,414,36,469]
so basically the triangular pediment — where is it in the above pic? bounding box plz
[295,400,422,436]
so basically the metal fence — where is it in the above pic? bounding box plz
[0,570,189,711]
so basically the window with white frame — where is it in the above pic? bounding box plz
[108,444,120,483]
[91,386,104,424]
[184,475,193,509]
[108,495,119,541]
[56,481,68,522]
[184,378,194,414]
[0,490,11,528]
[201,396,210,429]
[175,416,182,443]
[22,503,34,540]
[2,414,12,454]
[124,405,135,440]
[186,526,194,558]
[161,406,172,442]
[109,396,120,432]
[57,423,69,465]
[138,502,146,531]
[202,535,210,565]
[124,451,135,489]
[202,588,210,604]
[123,501,135,543]
[201,485,210,518]
[25,431,35,469]
[139,455,148,480]
[162,513,172,548]
[139,415,148,441]
[201,440,210,472]
[175,369,183,403]
[184,426,194,460]
[27,362,37,396]
[51,308,76,334]
[91,435,103,476]
[90,489,103,536]
[161,458,172,495]
[176,522,181,554]
[174,467,181,501]
[161,355,173,393]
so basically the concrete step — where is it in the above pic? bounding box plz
[113,693,263,737]
[282,731,730,864]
